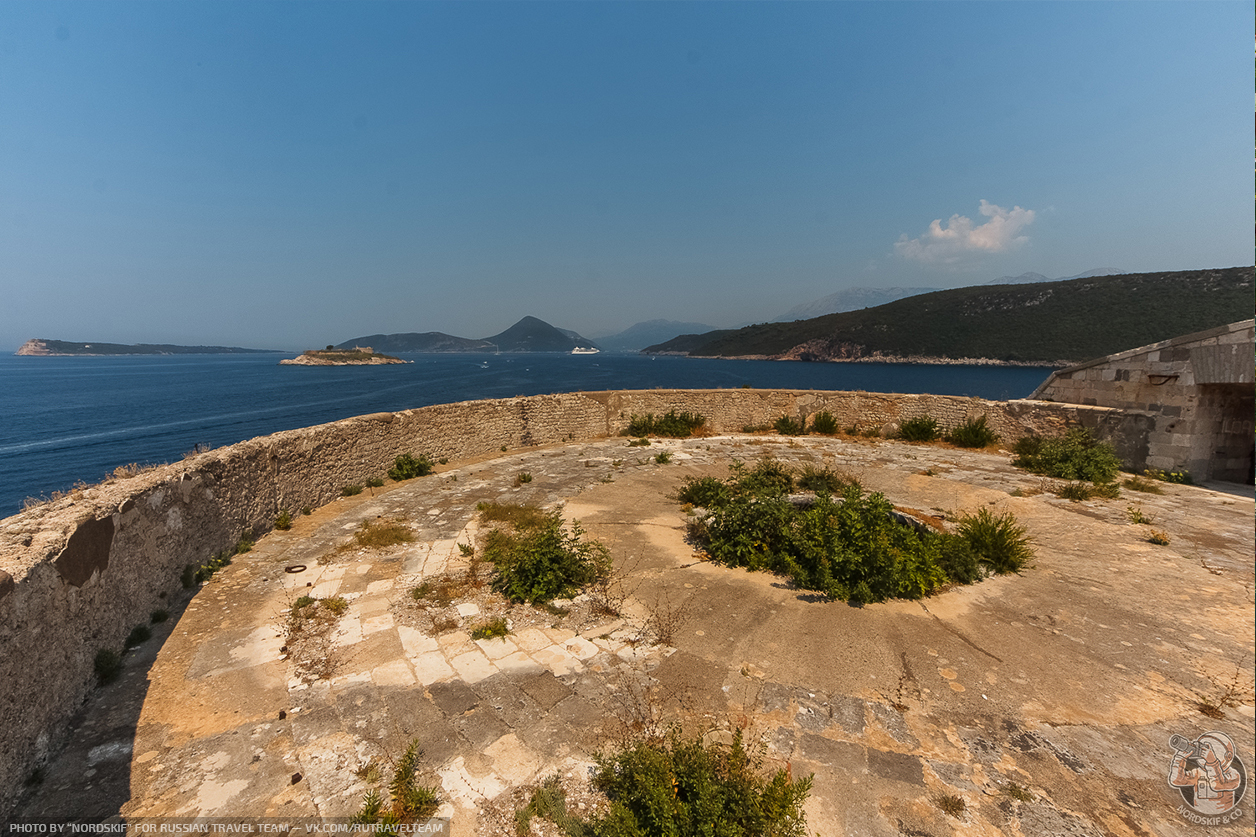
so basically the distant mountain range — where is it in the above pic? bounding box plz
[645,267,1252,365]
[593,319,721,352]
[771,269,1125,322]
[336,316,599,354]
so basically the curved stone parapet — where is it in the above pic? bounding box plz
[0,388,1142,817]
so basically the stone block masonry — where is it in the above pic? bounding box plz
[0,387,1142,818]
[1034,319,1254,482]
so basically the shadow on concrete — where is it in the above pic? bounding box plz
[8,589,197,823]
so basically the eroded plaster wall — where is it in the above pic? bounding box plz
[0,388,1143,816]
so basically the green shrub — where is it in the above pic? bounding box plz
[477,501,549,530]
[624,410,706,438]
[514,776,577,837]
[898,416,940,442]
[627,438,650,447]
[516,472,533,484]
[946,415,998,448]
[810,411,839,435]
[388,453,434,481]
[235,532,254,554]
[471,617,510,640]
[736,460,795,496]
[194,551,232,584]
[679,463,1032,603]
[353,519,415,548]
[1013,428,1120,482]
[934,537,985,585]
[350,739,438,825]
[483,510,610,604]
[675,476,730,508]
[341,485,363,497]
[955,508,1033,574]
[772,415,807,436]
[94,649,122,685]
[654,451,672,464]
[1122,475,1164,494]
[365,476,385,488]
[274,510,292,530]
[796,465,858,494]
[125,625,152,648]
[587,729,812,836]
[1054,480,1119,501]
[1143,467,1193,484]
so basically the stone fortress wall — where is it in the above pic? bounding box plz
[1033,319,1255,482]
[0,388,1146,817]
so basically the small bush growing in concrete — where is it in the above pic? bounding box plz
[1013,428,1120,483]
[675,476,730,509]
[587,728,812,835]
[796,465,860,494]
[477,501,549,530]
[365,477,384,488]
[935,794,966,818]
[350,739,438,825]
[624,410,707,438]
[898,415,940,442]
[94,649,122,685]
[1147,530,1171,545]
[341,485,363,497]
[654,451,672,464]
[679,464,1033,604]
[1143,467,1193,484]
[125,625,151,648]
[387,453,434,481]
[352,519,414,549]
[946,414,998,448]
[274,510,292,530]
[482,510,609,605]
[1122,474,1164,494]
[772,415,807,436]
[1054,480,1120,502]
[954,508,1033,575]
[470,617,510,641]
[1002,783,1034,802]
[810,411,839,435]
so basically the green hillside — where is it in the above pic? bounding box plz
[655,267,1252,364]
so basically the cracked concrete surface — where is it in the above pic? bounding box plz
[12,435,1254,836]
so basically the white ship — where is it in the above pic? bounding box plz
[571,347,600,355]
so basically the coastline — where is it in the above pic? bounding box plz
[673,352,1068,367]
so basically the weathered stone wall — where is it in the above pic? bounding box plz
[1033,320,1255,480]
[0,388,1142,816]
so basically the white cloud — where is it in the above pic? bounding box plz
[895,200,1035,264]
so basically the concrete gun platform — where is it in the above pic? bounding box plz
[13,435,1254,835]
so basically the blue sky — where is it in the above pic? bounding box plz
[1,1,1250,350]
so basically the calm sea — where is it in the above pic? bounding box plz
[0,353,1053,515]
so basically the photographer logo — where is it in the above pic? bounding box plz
[1167,731,1247,825]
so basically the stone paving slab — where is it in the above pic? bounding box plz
[11,435,1254,836]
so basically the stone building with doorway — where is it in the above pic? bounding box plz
[1032,319,1254,483]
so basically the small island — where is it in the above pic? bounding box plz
[279,346,408,366]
